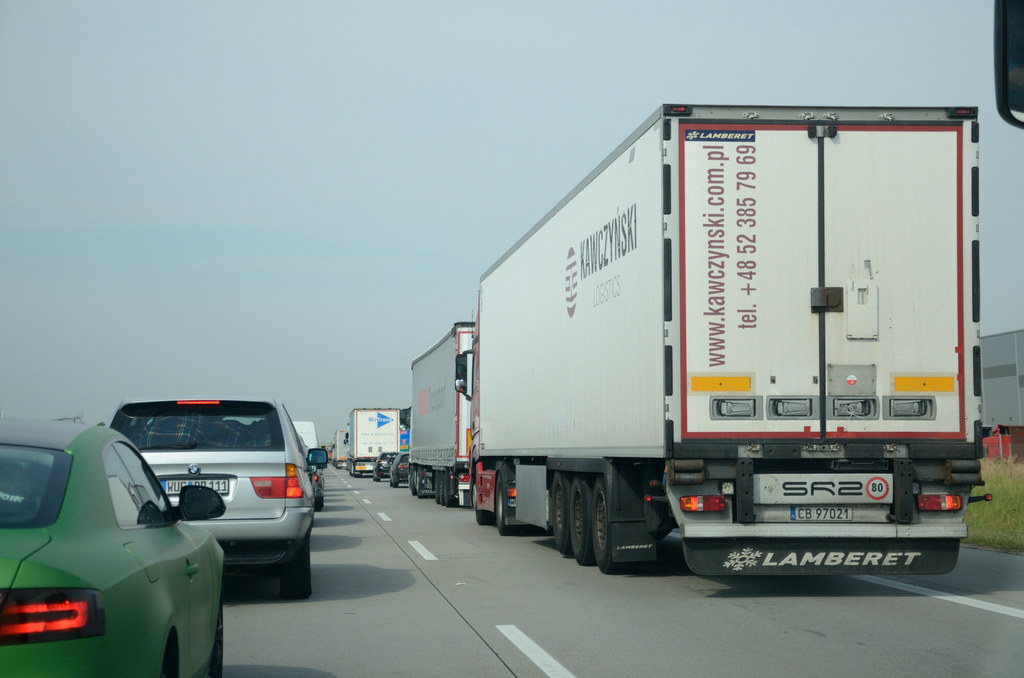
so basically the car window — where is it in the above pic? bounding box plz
[103,442,173,528]
[110,400,285,451]
[0,445,71,528]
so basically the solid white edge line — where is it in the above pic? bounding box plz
[408,541,438,561]
[497,625,575,678]
[378,513,391,522]
[856,575,1024,620]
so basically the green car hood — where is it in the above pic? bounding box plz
[0,530,51,589]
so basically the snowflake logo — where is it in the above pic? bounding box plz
[723,548,763,572]
[685,130,701,140]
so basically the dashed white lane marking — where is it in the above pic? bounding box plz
[497,625,575,678]
[408,541,437,561]
[378,513,392,522]
[856,575,1024,620]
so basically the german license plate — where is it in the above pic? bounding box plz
[163,478,229,495]
[790,506,852,521]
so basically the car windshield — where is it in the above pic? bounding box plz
[0,445,72,528]
[111,400,286,451]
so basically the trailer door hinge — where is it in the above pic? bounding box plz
[807,125,838,139]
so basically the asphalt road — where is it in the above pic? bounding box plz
[222,467,1024,678]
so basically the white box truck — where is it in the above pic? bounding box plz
[460,104,985,575]
[409,322,475,506]
[293,421,318,451]
[333,429,347,468]
[347,408,400,477]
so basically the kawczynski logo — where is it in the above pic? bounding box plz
[565,247,578,318]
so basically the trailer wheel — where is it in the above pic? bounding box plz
[550,472,573,556]
[592,476,630,574]
[570,476,595,566]
[410,468,418,496]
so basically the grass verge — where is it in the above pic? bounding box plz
[965,457,1024,554]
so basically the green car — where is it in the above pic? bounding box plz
[0,420,226,677]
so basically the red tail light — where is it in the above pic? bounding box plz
[251,464,304,499]
[0,589,105,645]
[917,494,963,511]
[680,495,726,512]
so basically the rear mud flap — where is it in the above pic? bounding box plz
[683,538,960,575]
[612,520,658,563]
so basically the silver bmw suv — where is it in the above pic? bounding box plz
[110,398,325,599]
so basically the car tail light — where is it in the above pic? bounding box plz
[251,464,304,499]
[0,589,105,645]
[917,494,963,511]
[680,495,726,512]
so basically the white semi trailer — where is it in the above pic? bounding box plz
[460,104,986,575]
[409,322,474,506]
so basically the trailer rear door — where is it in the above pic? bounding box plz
[676,116,973,441]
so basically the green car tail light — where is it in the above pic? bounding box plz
[0,589,105,645]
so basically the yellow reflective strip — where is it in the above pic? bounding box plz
[691,376,751,392]
[893,376,955,392]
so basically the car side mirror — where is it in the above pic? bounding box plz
[178,485,226,521]
[308,447,329,468]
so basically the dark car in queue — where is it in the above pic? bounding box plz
[307,447,328,511]
[389,452,410,487]
[0,419,226,678]
[372,451,397,482]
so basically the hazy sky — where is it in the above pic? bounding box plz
[2,1,1021,440]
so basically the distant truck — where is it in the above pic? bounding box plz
[333,429,347,468]
[409,322,474,506]
[293,421,318,451]
[347,409,401,477]
[459,104,985,575]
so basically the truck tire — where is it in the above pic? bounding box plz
[474,484,494,525]
[495,471,516,536]
[442,473,457,508]
[592,476,630,574]
[410,468,418,495]
[434,471,443,505]
[550,472,573,556]
[570,476,595,566]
